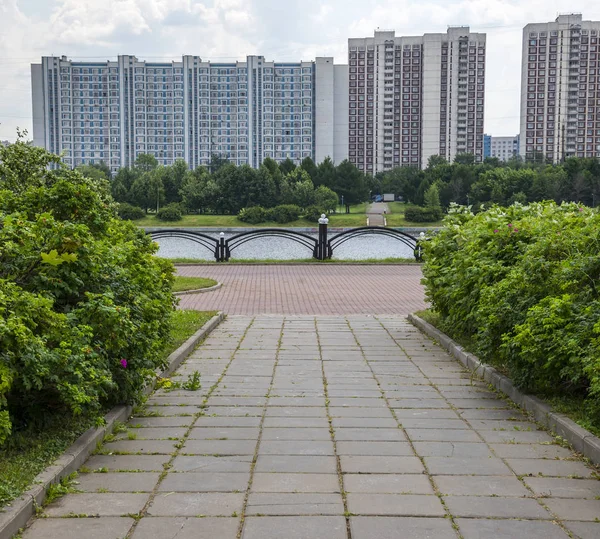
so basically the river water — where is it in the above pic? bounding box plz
[154,231,417,261]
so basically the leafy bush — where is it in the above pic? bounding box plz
[156,203,183,221]
[0,140,176,446]
[303,205,326,223]
[405,206,443,222]
[238,206,267,224]
[421,202,600,418]
[265,204,302,223]
[117,202,145,220]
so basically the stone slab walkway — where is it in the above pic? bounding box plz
[366,202,389,227]
[22,316,600,539]
[177,265,426,315]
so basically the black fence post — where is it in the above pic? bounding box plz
[317,214,329,260]
[219,232,226,262]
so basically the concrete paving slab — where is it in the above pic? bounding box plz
[130,517,239,539]
[456,518,570,539]
[147,492,245,516]
[350,516,456,539]
[21,517,134,539]
[347,493,445,516]
[241,516,347,539]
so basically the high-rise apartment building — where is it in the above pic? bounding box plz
[489,135,520,161]
[348,28,486,173]
[520,14,600,162]
[32,55,347,174]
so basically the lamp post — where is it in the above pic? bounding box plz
[318,213,329,260]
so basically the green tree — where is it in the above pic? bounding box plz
[135,153,158,173]
[162,159,188,204]
[76,163,110,182]
[300,156,318,182]
[131,171,165,213]
[111,167,138,203]
[279,157,296,176]
[334,160,369,211]
[292,179,316,209]
[314,185,339,212]
[315,157,337,188]
[424,183,442,211]
[454,153,476,166]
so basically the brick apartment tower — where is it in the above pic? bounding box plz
[348,28,486,173]
[520,13,600,162]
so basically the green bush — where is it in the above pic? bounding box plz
[303,205,326,223]
[117,202,145,220]
[266,204,302,223]
[0,140,176,446]
[404,206,443,222]
[238,206,267,224]
[156,203,183,221]
[421,202,600,417]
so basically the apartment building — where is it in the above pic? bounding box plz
[348,28,486,173]
[32,55,348,173]
[520,14,600,162]
[489,135,520,161]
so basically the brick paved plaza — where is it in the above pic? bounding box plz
[22,315,600,539]
[177,264,427,315]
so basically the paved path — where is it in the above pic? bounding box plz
[23,316,600,539]
[367,202,389,227]
[177,265,426,314]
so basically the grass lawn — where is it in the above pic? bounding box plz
[0,309,217,508]
[172,276,218,292]
[134,204,368,229]
[414,309,600,438]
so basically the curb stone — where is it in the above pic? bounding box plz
[0,311,225,539]
[408,314,600,467]
[173,282,223,296]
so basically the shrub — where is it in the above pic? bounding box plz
[117,202,145,220]
[421,202,600,418]
[265,204,302,223]
[238,206,267,224]
[405,206,443,222]
[303,205,326,223]
[156,203,183,221]
[0,140,176,446]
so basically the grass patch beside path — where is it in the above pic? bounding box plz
[162,309,218,359]
[136,204,368,229]
[413,308,600,438]
[0,308,216,508]
[173,276,218,292]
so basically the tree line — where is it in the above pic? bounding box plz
[375,153,600,210]
[78,155,371,216]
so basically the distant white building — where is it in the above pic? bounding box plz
[490,135,520,161]
[31,55,348,174]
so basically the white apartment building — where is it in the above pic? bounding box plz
[32,55,348,174]
[520,14,600,162]
[348,28,486,173]
[490,135,520,161]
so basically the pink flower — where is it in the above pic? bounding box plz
[513,228,518,233]
[120,359,128,368]
[507,223,513,228]
[579,207,584,212]
[494,229,499,233]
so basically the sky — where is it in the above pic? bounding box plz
[2,0,600,142]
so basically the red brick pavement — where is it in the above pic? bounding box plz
[177,264,427,315]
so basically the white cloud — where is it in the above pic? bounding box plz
[3,0,600,141]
